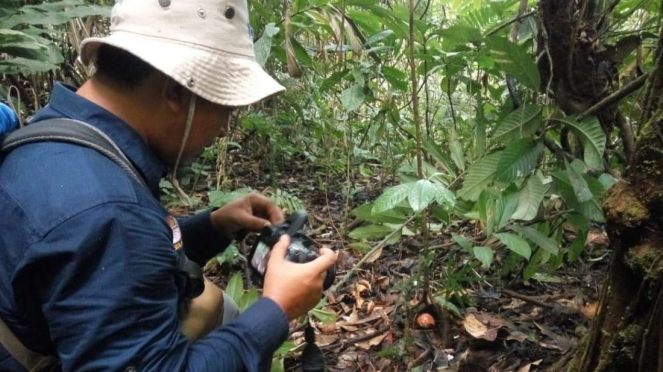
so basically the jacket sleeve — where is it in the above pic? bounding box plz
[178,208,233,266]
[15,202,288,372]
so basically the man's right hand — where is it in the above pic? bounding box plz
[263,236,337,320]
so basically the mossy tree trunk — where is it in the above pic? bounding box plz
[567,27,663,372]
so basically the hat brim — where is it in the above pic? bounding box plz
[80,31,285,107]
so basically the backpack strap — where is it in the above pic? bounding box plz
[0,316,58,372]
[1,118,148,189]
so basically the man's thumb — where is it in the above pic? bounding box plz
[310,248,337,272]
[269,235,290,263]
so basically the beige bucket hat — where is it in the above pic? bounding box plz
[80,0,285,107]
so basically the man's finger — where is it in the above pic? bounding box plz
[249,193,284,224]
[238,214,271,231]
[268,235,290,264]
[307,248,337,273]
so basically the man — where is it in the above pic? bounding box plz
[0,0,336,371]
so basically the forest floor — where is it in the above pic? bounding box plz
[178,148,610,372]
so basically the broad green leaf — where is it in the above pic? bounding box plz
[441,25,482,47]
[352,204,407,224]
[340,84,365,111]
[492,105,542,142]
[310,307,337,324]
[0,57,57,74]
[509,225,559,255]
[372,183,410,214]
[565,159,593,203]
[349,224,393,239]
[598,173,617,191]
[441,77,459,95]
[408,179,437,211]
[434,184,456,209]
[566,213,590,233]
[208,188,252,207]
[452,233,473,253]
[495,233,532,260]
[458,151,502,201]
[422,136,456,176]
[226,272,244,304]
[450,138,465,172]
[365,29,394,45]
[274,341,297,356]
[558,116,606,170]
[552,172,605,222]
[238,288,260,312]
[494,191,519,229]
[473,246,494,268]
[568,230,588,262]
[523,248,550,280]
[382,66,408,91]
[254,23,279,66]
[320,69,349,92]
[512,175,544,220]
[495,139,544,183]
[486,36,541,91]
[348,242,373,253]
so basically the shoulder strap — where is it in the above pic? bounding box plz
[0,316,58,372]
[1,118,148,189]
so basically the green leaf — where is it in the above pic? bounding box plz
[509,225,559,255]
[473,246,494,268]
[486,36,540,91]
[494,191,519,229]
[598,173,617,191]
[452,233,473,253]
[382,66,408,91]
[495,139,544,183]
[565,159,593,203]
[349,224,393,239]
[407,179,437,211]
[552,172,605,222]
[434,183,456,209]
[365,29,394,45]
[458,151,502,201]
[0,57,57,74]
[254,23,279,66]
[352,204,407,224]
[208,187,252,207]
[450,138,465,172]
[372,183,410,214]
[475,95,487,157]
[422,136,456,176]
[274,341,297,356]
[568,230,588,262]
[320,69,349,92]
[558,116,606,170]
[226,272,244,305]
[348,242,373,253]
[310,307,337,324]
[512,175,544,220]
[340,84,365,111]
[495,233,532,260]
[492,105,542,142]
[237,288,260,312]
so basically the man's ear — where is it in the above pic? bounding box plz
[162,77,186,113]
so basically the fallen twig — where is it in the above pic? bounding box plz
[332,212,420,292]
[320,325,391,350]
[502,289,579,314]
[577,73,649,121]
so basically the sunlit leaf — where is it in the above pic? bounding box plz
[495,233,532,260]
[509,225,559,255]
[458,151,502,201]
[473,246,494,267]
[495,138,544,183]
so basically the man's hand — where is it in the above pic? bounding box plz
[263,236,337,320]
[210,193,284,239]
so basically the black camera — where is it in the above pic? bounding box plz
[248,210,335,290]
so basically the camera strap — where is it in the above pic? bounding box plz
[300,317,326,372]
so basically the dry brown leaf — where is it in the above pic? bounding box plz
[585,229,610,249]
[316,333,338,347]
[506,331,529,343]
[365,245,383,263]
[463,313,500,341]
[376,276,390,290]
[365,300,375,314]
[356,331,389,350]
[581,302,600,320]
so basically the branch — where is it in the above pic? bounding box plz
[615,111,636,166]
[484,10,537,37]
[577,72,649,121]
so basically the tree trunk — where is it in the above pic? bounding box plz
[561,27,663,372]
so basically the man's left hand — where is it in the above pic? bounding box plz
[210,193,284,240]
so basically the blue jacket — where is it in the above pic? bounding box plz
[0,83,288,371]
